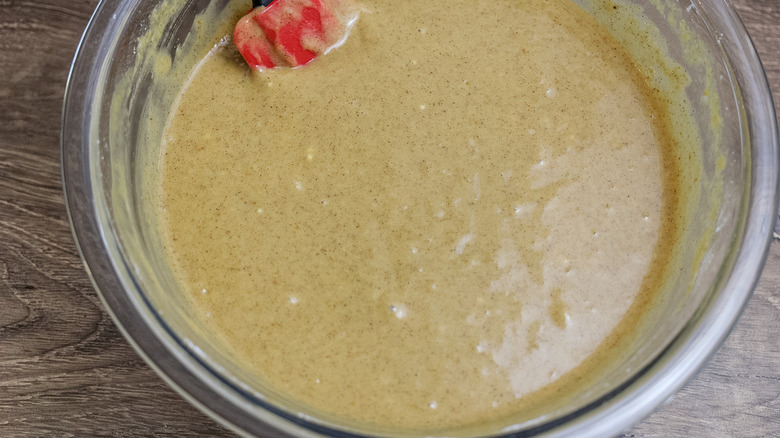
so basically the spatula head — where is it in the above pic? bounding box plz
[234,0,354,70]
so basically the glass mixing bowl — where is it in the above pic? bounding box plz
[62,0,778,436]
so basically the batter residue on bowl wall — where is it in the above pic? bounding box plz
[157,0,697,432]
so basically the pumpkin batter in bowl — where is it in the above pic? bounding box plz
[159,0,695,432]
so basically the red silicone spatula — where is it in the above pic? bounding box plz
[234,0,353,70]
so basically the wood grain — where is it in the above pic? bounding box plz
[0,0,778,436]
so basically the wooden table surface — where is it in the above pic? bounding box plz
[1,0,778,436]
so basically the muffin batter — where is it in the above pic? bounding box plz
[160,0,683,431]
